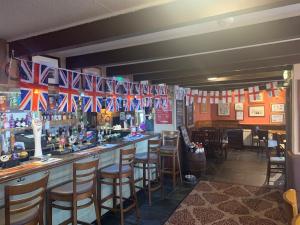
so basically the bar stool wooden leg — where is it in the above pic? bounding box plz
[113,178,117,210]
[142,163,146,189]
[47,199,53,225]
[119,178,124,225]
[147,163,152,206]
[98,178,102,218]
[176,152,183,184]
[161,156,165,198]
[72,200,77,225]
[172,154,176,188]
[93,193,101,225]
[130,174,140,221]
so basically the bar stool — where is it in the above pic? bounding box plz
[47,160,100,225]
[5,173,49,225]
[135,139,162,206]
[160,130,182,189]
[98,148,140,225]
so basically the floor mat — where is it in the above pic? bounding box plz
[165,180,288,225]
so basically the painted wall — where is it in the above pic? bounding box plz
[194,89,286,125]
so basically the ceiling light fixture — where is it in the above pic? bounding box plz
[207,77,218,81]
[283,70,290,80]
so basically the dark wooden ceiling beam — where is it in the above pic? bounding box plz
[134,65,291,82]
[67,16,300,69]
[107,40,300,75]
[154,71,283,85]
[9,0,296,56]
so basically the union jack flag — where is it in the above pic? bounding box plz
[141,84,150,96]
[154,97,161,109]
[58,69,80,112]
[115,81,129,95]
[96,76,105,94]
[123,98,129,111]
[19,60,49,111]
[106,97,115,112]
[142,97,152,108]
[105,79,114,94]
[151,85,159,96]
[82,75,100,112]
[161,97,169,111]
[96,96,104,112]
[130,83,140,95]
[130,97,142,111]
[116,97,123,112]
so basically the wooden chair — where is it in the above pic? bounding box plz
[160,130,182,189]
[47,160,100,225]
[134,139,162,206]
[98,148,140,225]
[266,145,285,185]
[5,173,49,225]
[293,215,300,225]
[283,189,298,218]
[257,130,268,153]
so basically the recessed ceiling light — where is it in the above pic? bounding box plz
[207,77,218,81]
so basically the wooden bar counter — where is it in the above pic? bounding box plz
[0,132,159,225]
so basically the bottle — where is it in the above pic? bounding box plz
[9,114,14,128]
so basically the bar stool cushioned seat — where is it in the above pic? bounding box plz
[50,181,94,195]
[101,164,131,175]
[270,156,285,162]
[135,152,158,161]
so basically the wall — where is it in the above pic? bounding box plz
[194,89,286,126]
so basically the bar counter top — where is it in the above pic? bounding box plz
[0,132,159,184]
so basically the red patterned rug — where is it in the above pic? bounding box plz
[165,181,288,225]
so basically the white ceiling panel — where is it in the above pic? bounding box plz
[0,0,172,41]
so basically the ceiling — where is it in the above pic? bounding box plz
[4,0,300,89]
[0,0,172,41]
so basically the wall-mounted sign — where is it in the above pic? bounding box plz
[270,114,285,123]
[271,103,285,112]
[249,106,265,117]
[236,111,244,120]
[156,108,172,124]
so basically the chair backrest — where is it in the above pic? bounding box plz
[5,173,49,225]
[162,130,179,148]
[257,130,268,140]
[119,147,136,172]
[73,160,99,196]
[148,139,161,161]
[283,189,298,218]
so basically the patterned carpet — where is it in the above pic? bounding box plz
[165,181,289,225]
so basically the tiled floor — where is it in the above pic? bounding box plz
[100,149,284,225]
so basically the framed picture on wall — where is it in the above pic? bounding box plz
[235,103,243,111]
[200,102,208,113]
[218,103,230,116]
[249,106,265,117]
[270,114,285,124]
[236,111,244,120]
[271,103,285,112]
